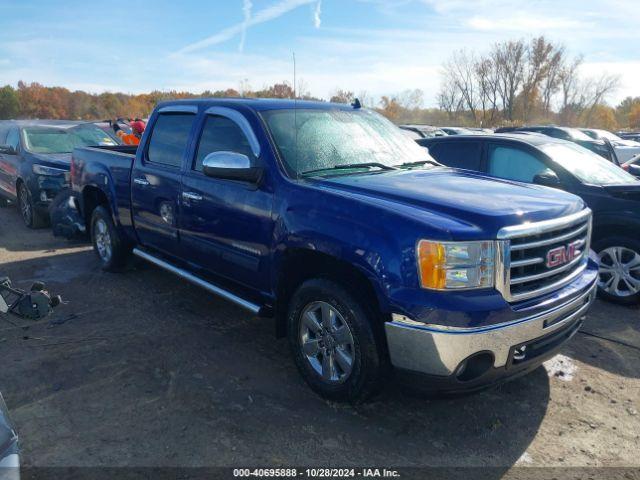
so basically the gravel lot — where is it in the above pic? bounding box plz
[0,204,639,476]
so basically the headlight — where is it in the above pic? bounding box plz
[32,164,67,176]
[417,240,495,290]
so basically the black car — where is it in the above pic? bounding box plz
[0,120,119,228]
[399,124,447,139]
[419,134,640,304]
[513,126,618,164]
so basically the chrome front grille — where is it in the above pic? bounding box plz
[496,209,593,302]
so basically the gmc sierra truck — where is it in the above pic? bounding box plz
[71,99,598,402]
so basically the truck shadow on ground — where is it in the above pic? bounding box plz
[0,251,552,474]
[568,300,640,379]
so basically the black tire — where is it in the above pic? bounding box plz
[17,182,48,228]
[287,278,387,403]
[90,205,130,271]
[593,235,640,305]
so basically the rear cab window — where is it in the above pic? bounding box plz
[147,113,196,168]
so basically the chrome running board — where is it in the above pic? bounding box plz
[132,248,261,314]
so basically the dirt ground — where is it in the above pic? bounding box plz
[0,204,639,476]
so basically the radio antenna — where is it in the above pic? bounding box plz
[293,52,299,181]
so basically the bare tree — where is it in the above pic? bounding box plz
[443,50,478,122]
[492,40,526,121]
[582,73,621,125]
[475,57,500,125]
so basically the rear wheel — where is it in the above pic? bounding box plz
[287,278,386,403]
[17,182,47,228]
[90,205,130,271]
[595,236,640,304]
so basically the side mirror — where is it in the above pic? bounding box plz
[202,151,263,183]
[533,169,562,188]
[628,164,640,179]
[0,144,16,155]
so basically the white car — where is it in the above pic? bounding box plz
[581,128,640,163]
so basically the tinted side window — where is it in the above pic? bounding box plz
[428,141,482,170]
[549,129,569,140]
[488,145,548,182]
[193,116,254,171]
[147,113,195,168]
[6,128,20,151]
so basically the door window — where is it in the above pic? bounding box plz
[6,128,20,152]
[488,145,548,182]
[147,113,195,168]
[193,115,254,171]
[428,141,481,170]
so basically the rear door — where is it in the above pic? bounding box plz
[426,140,483,172]
[131,106,197,256]
[180,107,274,292]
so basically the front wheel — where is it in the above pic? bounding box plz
[17,182,47,228]
[287,278,387,403]
[595,236,640,304]
[90,206,130,271]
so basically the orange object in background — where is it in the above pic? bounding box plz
[117,130,140,145]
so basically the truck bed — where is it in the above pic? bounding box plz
[71,144,138,236]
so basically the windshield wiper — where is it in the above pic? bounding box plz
[394,159,441,169]
[301,162,398,176]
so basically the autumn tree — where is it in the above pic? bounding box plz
[0,86,19,119]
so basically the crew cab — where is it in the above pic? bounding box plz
[0,121,118,228]
[419,133,640,304]
[71,99,598,402]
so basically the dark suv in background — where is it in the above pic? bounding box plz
[418,134,640,304]
[0,121,118,228]
[495,125,618,164]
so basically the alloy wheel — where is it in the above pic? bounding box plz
[598,246,640,297]
[94,219,113,262]
[299,301,355,383]
[18,185,32,225]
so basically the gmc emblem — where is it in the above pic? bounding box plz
[546,240,582,268]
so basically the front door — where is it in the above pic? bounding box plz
[0,127,21,199]
[180,107,274,292]
[131,108,197,256]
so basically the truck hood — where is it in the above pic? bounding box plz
[318,167,584,229]
[28,152,71,169]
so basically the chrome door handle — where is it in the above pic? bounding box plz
[134,177,150,186]
[182,191,203,201]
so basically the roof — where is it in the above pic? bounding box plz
[156,97,355,112]
[418,132,567,147]
[0,119,94,129]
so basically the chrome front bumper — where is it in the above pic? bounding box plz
[385,279,597,377]
[0,453,19,480]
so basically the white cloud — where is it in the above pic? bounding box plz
[175,0,317,55]
[467,15,587,32]
[313,0,322,28]
[239,0,253,52]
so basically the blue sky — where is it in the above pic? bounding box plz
[0,0,638,107]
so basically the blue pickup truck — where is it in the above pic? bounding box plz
[71,99,599,402]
